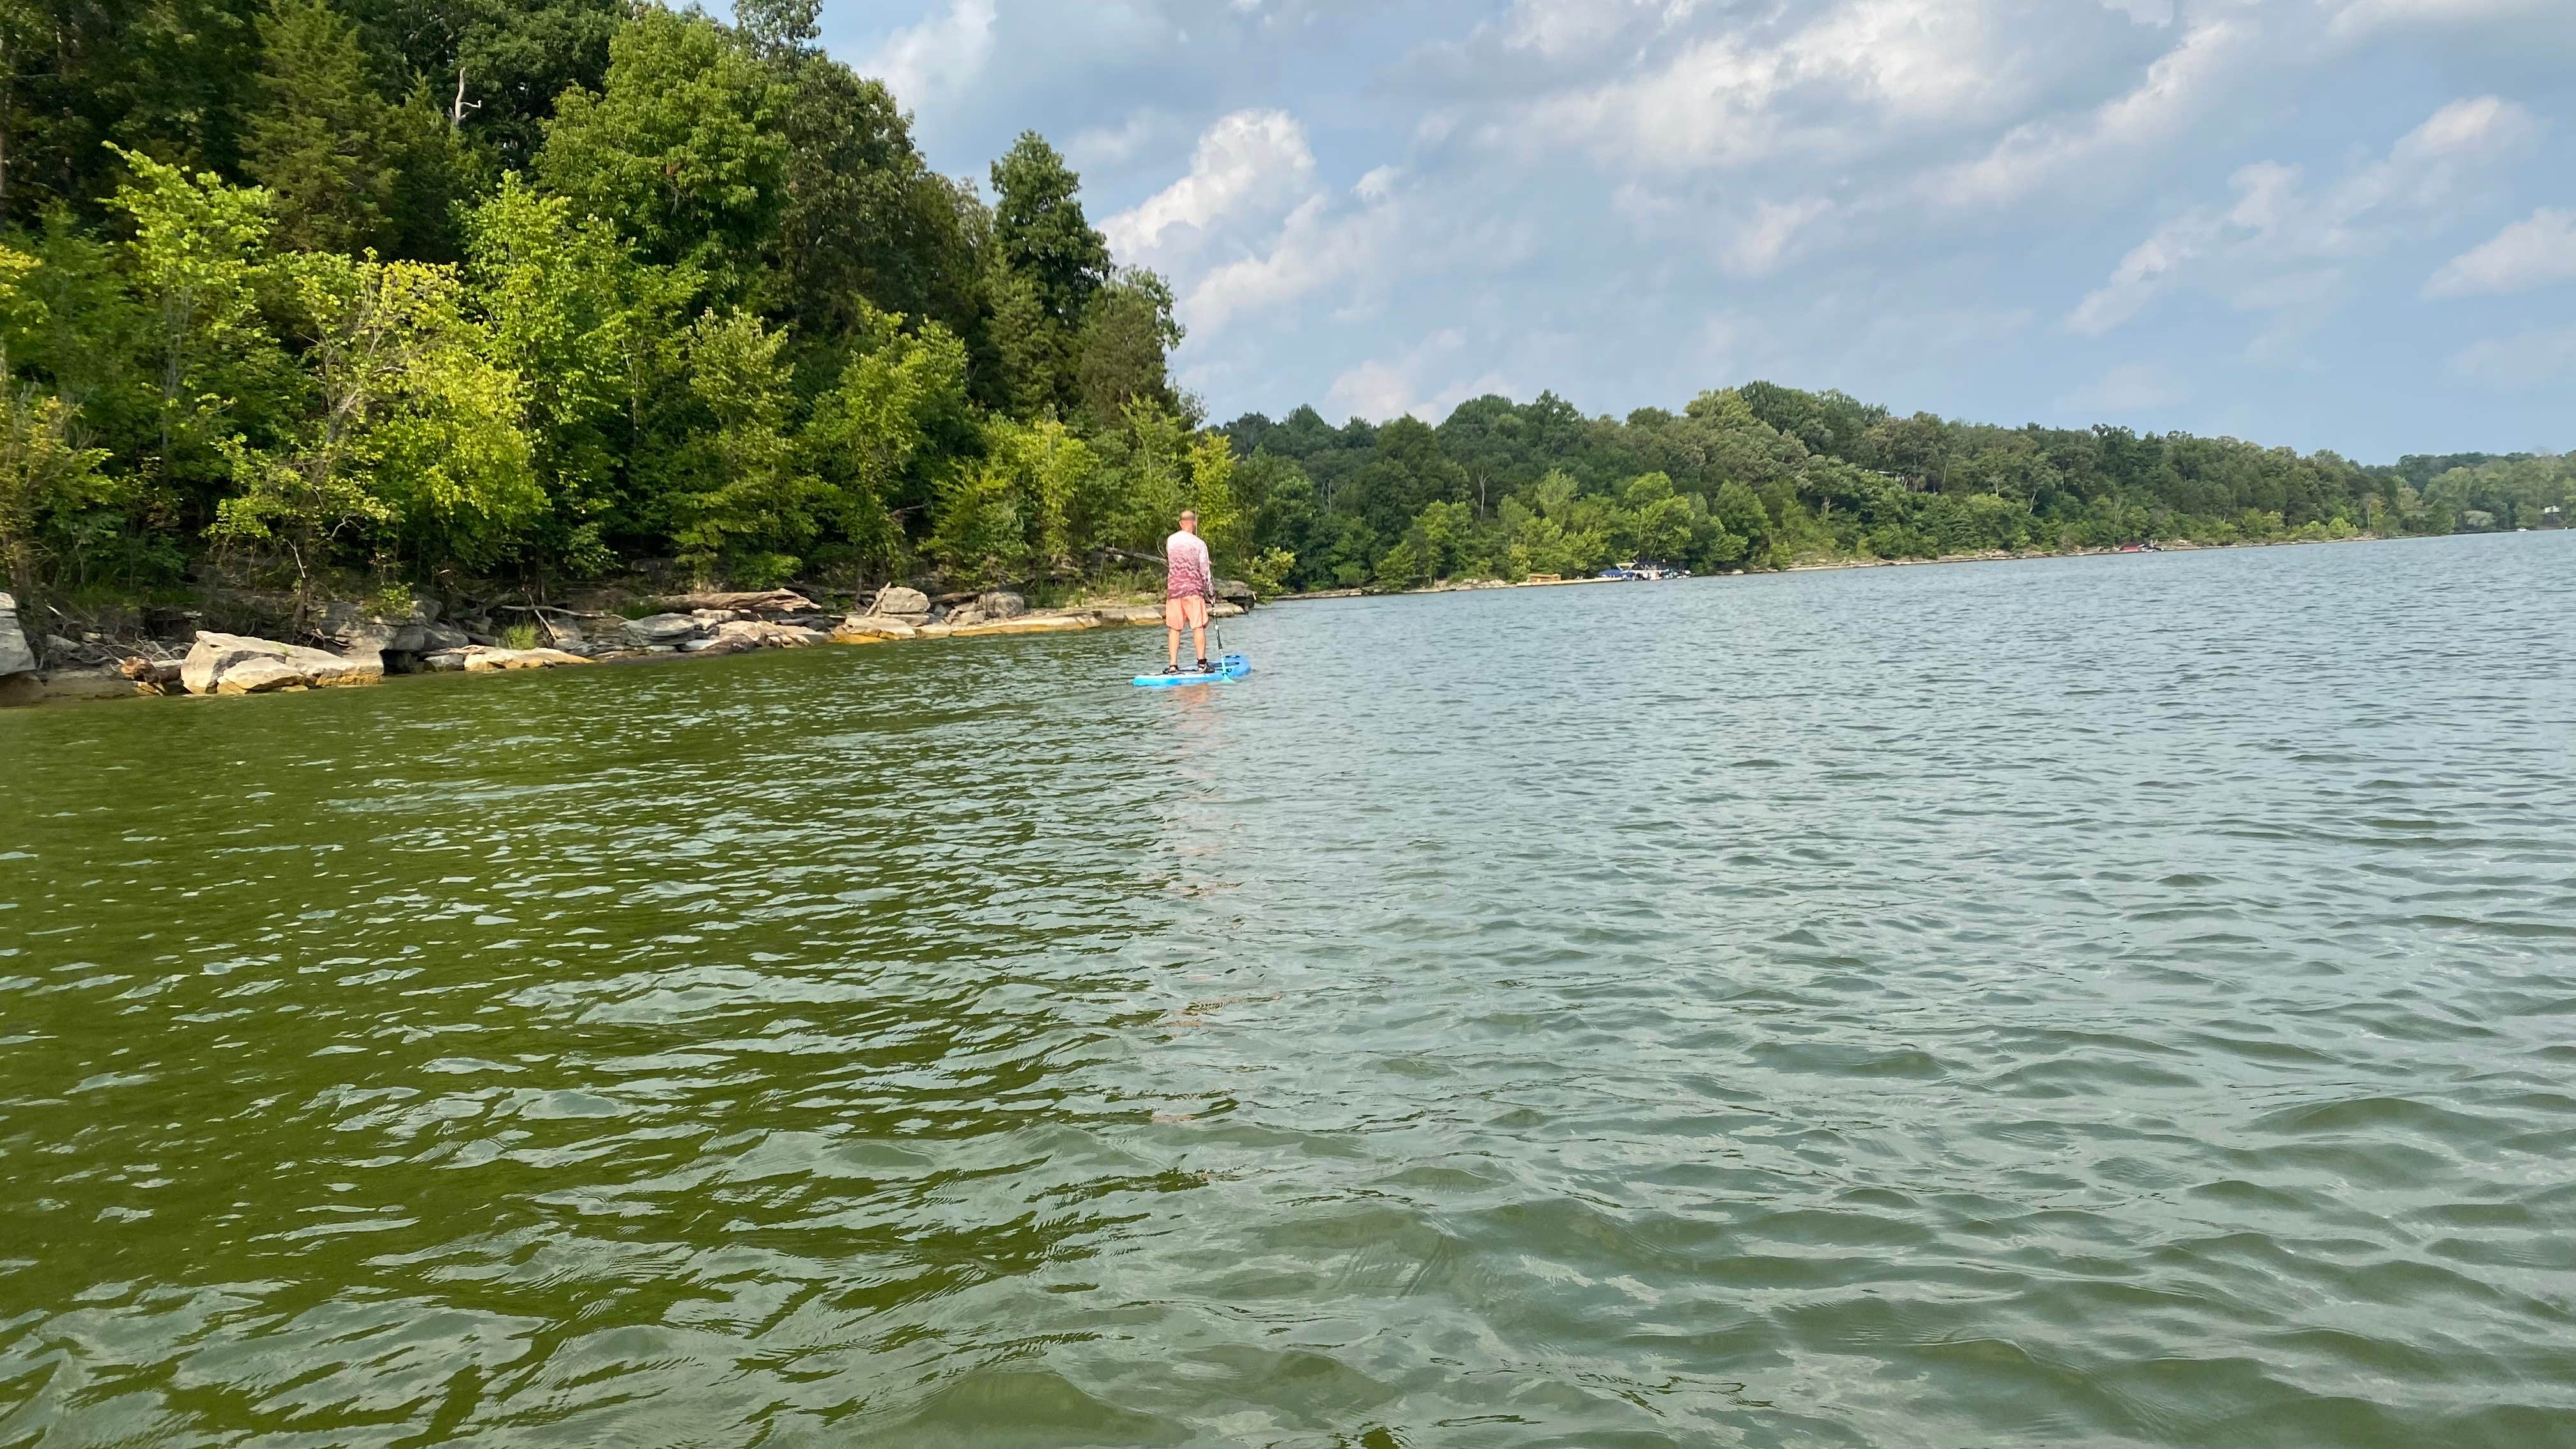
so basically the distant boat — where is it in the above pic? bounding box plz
[1600,562,1691,581]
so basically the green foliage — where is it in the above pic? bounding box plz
[989,131,1108,328]
[463,173,684,572]
[0,0,2516,625]
[1215,383,2487,592]
[931,415,1092,588]
[1074,268,1183,426]
[214,252,538,609]
[244,0,403,254]
[0,385,121,599]
[537,6,786,296]
[803,307,970,567]
[344,0,621,169]
[662,309,820,585]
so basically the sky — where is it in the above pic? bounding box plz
[812,0,2575,461]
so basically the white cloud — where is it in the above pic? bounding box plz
[2327,0,2560,40]
[1101,109,1316,264]
[1937,18,2250,207]
[1183,184,1412,337]
[1068,110,1178,168]
[2059,361,2190,413]
[1500,0,1646,59]
[2331,95,2538,220]
[1524,0,2016,172]
[2448,324,2576,388]
[1723,198,1834,277]
[2067,96,2536,335]
[2099,0,2175,23]
[2425,208,2576,298]
[1325,330,1512,422]
[864,0,997,111]
[2069,162,2299,335]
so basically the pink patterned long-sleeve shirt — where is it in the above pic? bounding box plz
[1165,530,1213,601]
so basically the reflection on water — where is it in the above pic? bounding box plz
[4,532,2575,1448]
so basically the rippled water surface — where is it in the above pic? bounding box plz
[6,533,2576,1448]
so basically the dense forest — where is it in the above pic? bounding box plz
[0,0,2564,632]
[1221,397,2573,592]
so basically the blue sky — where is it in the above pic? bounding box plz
[812,0,2573,461]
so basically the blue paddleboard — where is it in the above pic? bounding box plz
[1133,653,1251,687]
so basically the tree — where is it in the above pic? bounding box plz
[988,130,1107,329]
[661,309,822,584]
[753,26,985,354]
[932,414,1093,587]
[1074,268,1184,427]
[214,252,538,613]
[803,306,970,571]
[106,148,292,502]
[1623,471,1692,564]
[344,0,621,171]
[464,173,687,572]
[243,0,406,255]
[537,6,787,296]
[0,244,120,601]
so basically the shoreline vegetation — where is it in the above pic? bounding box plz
[0,527,2446,709]
[1280,527,2424,602]
[0,0,2568,707]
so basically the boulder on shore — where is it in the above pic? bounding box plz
[947,613,1098,638]
[456,645,591,672]
[0,592,34,677]
[181,632,383,694]
[1092,605,1167,627]
[1215,578,1255,608]
[868,585,930,619]
[977,590,1028,620]
[316,599,436,655]
[622,612,703,645]
[832,615,916,643]
[711,620,827,650]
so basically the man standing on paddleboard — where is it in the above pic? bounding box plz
[1163,509,1215,675]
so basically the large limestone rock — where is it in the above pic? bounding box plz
[833,615,917,643]
[316,599,437,655]
[532,608,589,648]
[216,656,311,694]
[181,632,383,694]
[622,612,703,645]
[0,592,34,677]
[1214,578,1255,608]
[710,620,827,650]
[868,586,930,619]
[1093,605,1167,626]
[459,646,592,672]
[947,613,1098,638]
[977,590,1028,620]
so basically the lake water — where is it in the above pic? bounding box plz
[4,533,2574,1448]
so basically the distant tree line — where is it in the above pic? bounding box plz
[0,0,2559,624]
[1218,392,2573,592]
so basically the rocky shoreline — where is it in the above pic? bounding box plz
[0,583,1251,707]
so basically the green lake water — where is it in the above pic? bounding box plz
[4,532,2574,1448]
